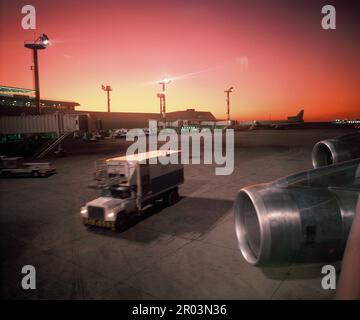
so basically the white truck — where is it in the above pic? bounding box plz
[81,150,184,231]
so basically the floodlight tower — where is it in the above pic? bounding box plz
[224,86,234,121]
[157,92,165,118]
[101,85,112,112]
[24,33,50,115]
[158,78,171,127]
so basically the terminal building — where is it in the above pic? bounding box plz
[0,86,79,113]
[0,86,216,130]
[0,86,218,157]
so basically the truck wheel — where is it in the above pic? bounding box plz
[115,212,128,232]
[164,188,179,207]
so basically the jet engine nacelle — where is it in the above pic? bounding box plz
[312,132,360,168]
[234,132,360,267]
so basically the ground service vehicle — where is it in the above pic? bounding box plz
[81,150,184,231]
[0,157,56,177]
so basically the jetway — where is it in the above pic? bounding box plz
[0,113,89,158]
[0,113,88,135]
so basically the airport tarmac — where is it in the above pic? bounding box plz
[0,129,354,299]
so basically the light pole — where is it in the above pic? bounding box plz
[24,33,49,115]
[158,78,171,127]
[224,86,234,122]
[101,85,112,112]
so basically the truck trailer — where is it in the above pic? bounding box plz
[81,150,184,231]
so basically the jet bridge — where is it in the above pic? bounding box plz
[0,113,89,158]
[0,113,87,135]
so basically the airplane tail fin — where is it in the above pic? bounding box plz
[296,110,304,121]
[287,109,304,121]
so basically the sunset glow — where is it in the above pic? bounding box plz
[1,0,359,120]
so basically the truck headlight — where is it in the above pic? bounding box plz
[80,207,88,216]
[106,211,115,220]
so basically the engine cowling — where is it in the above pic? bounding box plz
[234,156,360,267]
[312,131,360,168]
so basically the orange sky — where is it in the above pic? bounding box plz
[0,0,359,121]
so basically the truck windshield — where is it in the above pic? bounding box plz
[101,188,130,199]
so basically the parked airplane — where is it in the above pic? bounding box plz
[239,110,305,129]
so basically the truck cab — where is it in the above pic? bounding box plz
[81,186,137,230]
